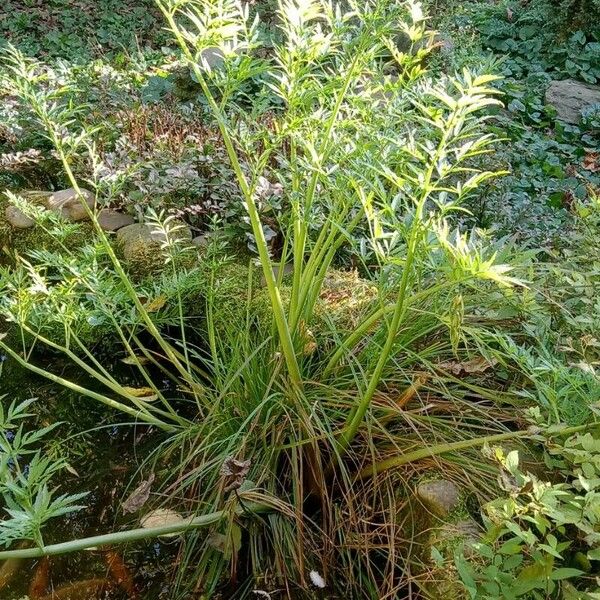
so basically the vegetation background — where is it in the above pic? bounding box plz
[0,0,599,599]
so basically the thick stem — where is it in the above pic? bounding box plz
[358,424,591,479]
[158,4,301,386]
[0,503,270,560]
[337,220,422,452]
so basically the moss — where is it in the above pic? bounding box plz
[0,191,95,266]
[313,270,378,340]
[202,261,259,337]
[250,268,378,343]
[116,235,165,279]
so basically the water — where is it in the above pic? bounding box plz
[0,356,180,599]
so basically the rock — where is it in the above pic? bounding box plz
[97,209,135,232]
[116,222,192,245]
[116,223,152,244]
[191,233,215,249]
[46,187,95,221]
[117,222,192,276]
[5,205,35,229]
[545,79,600,124]
[259,263,294,286]
[416,479,461,517]
[140,509,189,538]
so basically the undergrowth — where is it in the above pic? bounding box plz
[0,0,598,598]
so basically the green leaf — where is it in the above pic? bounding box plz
[550,568,583,581]
[587,547,600,561]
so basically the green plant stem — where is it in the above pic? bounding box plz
[322,279,464,376]
[358,424,591,479]
[289,53,362,325]
[17,325,182,425]
[337,220,422,452]
[0,336,175,431]
[158,2,301,386]
[47,149,205,401]
[0,503,270,560]
[337,95,467,453]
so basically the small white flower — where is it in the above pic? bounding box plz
[309,570,326,588]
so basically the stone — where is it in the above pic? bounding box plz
[117,222,191,245]
[46,187,95,221]
[4,205,35,229]
[259,263,294,286]
[416,479,461,517]
[545,79,600,124]
[97,209,135,232]
[191,233,214,249]
[116,223,153,245]
[117,222,192,275]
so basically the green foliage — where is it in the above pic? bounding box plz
[428,0,600,247]
[0,1,536,597]
[0,0,167,61]
[0,398,87,547]
[0,0,598,597]
[455,430,600,599]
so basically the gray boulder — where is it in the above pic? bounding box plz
[545,79,600,124]
[97,209,135,232]
[416,479,461,517]
[46,187,95,221]
[5,205,35,229]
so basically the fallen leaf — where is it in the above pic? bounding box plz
[583,151,599,173]
[438,356,498,375]
[29,557,50,599]
[143,295,167,312]
[122,473,155,514]
[220,457,251,492]
[64,463,80,477]
[105,551,136,597]
[122,386,158,402]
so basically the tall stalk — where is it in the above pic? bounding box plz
[157,1,302,387]
[336,79,496,452]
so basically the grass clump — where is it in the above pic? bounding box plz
[0,0,598,598]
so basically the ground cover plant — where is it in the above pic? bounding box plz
[0,0,599,599]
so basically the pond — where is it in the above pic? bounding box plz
[0,357,180,599]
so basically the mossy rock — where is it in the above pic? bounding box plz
[409,474,475,600]
[115,222,194,279]
[0,191,95,265]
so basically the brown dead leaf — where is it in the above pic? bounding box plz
[583,151,599,173]
[438,356,498,375]
[122,473,155,514]
[396,375,428,408]
[220,457,251,492]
